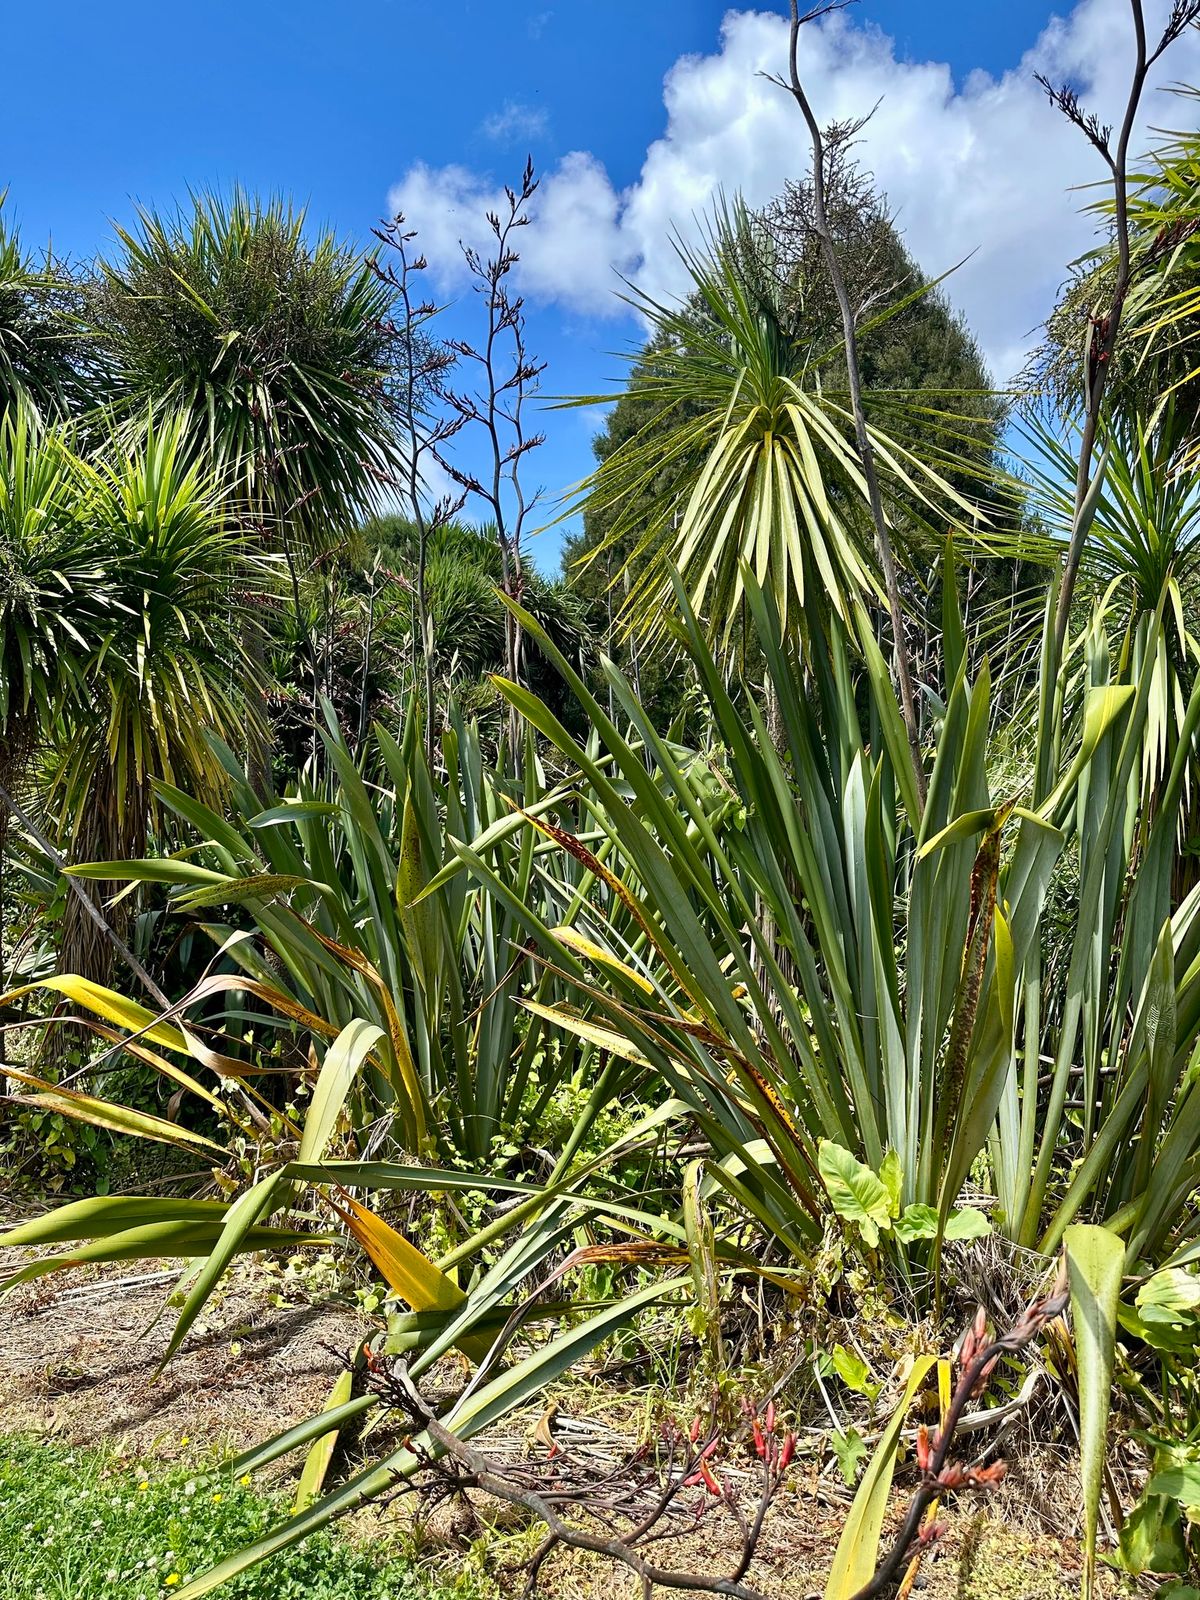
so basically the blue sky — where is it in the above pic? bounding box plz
[7,1,1197,568]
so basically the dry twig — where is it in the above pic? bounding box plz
[369,1365,797,1600]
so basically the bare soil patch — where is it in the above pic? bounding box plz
[0,1258,370,1465]
[0,1257,1128,1599]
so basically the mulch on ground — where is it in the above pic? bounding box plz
[0,1257,1131,1598]
[0,1258,370,1465]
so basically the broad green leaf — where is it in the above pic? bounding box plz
[1117,1494,1188,1575]
[294,1352,360,1512]
[830,1428,868,1487]
[818,1141,892,1248]
[296,1019,385,1166]
[1136,1268,1200,1326]
[943,1208,992,1241]
[1148,1464,1200,1506]
[1066,1224,1125,1600]
[894,1203,940,1242]
[830,1344,876,1397]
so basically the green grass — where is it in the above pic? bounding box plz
[0,1435,487,1600]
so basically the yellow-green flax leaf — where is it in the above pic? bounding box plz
[330,1193,491,1364]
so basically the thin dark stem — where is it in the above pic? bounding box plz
[781,0,927,810]
[398,244,438,765]
[849,1286,1070,1600]
[370,216,465,767]
[1051,5,1143,661]
[479,244,522,758]
[1047,0,1200,657]
[377,1366,790,1600]
[417,1414,768,1599]
[437,160,546,768]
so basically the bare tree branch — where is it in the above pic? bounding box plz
[1045,0,1200,660]
[369,1365,797,1600]
[775,0,928,808]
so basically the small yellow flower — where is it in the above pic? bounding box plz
[238,1474,251,1487]
[180,1435,190,1446]
[165,1578,181,1589]
[212,1493,222,1504]
[137,1481,149,1492]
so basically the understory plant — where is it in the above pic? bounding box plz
[63,701,615,1163]
[475,563,1200,1280]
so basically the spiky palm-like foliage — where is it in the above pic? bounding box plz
[56,413,260,846]
[0,205,92,419]
[0,405,113,914]
[568,203,979,663]
[361,516,597,724]
[1034,91,1200,455]
[87,192,401,789]
[88,192,400,545]
[51,412,263,980]
[0,406,109,764]
[1021,399,1200,824]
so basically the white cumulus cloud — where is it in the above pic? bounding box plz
[388,153,634,315]
[390,0,1200,382]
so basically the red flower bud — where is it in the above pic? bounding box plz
[764,1400,776,1434]
[752,1421,766,1459]
[778,1432,796,1471]
[689,1416,702,1443]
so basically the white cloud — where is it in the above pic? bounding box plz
[481,100,549,143]
[390,0,1200,382]
[388,152,633,315]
